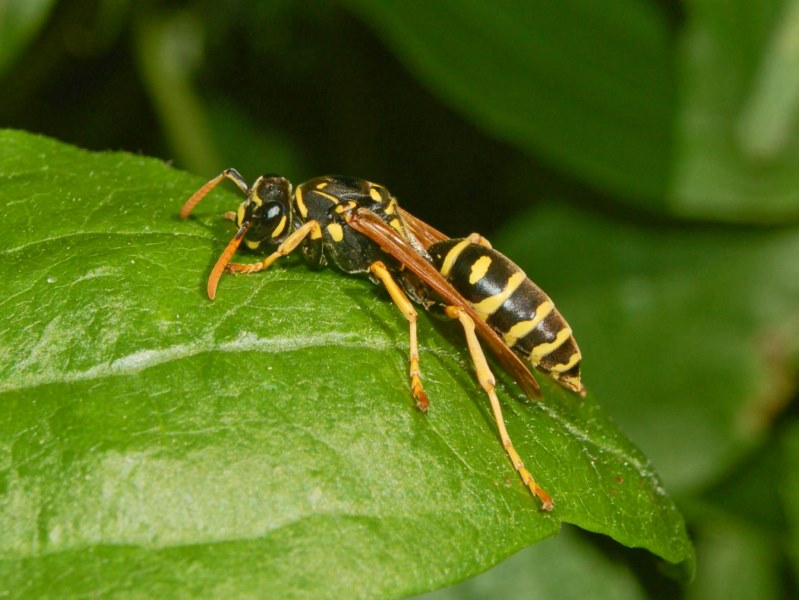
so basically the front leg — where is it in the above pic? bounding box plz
[226,220,323,275]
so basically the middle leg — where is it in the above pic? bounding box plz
[370,260,430,412]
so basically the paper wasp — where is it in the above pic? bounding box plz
[180,170,585,511]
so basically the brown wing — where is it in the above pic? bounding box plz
[348,208,541,400]
[397,206,449,248]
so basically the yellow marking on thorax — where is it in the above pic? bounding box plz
[334,200,357,214]
[316,181,329,190]
[440,239,472,277]
[326,222,344,242]
[530,327,573,364]
[468,255,492,284]
[501,300,553,346]
[310,221,323,240]
[244,239,261,250]
[549,350,581,373]
[314,190,340,203]
[295,187,308,218]
[472,271,526,319]
[271,215,287,238]
[384,199,396,214]
[236,205,246,226]
[369,187,382,202]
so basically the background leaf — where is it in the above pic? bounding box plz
[347,0,799,224]
[417,527,647,600]
[671,0,799,222]
[0,0,55,76]
[784,424,799,583]
[0,130,691,597]
[684,440,787,600]
[344,0,676,206]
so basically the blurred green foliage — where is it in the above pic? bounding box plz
[1,0,798,598]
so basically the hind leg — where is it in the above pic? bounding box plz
[443,304,553,511]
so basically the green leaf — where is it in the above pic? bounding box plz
[346,0,799,224]
[683,438,789,600]
[496,201,799,492]
[0,130,691,597]
[672,0,799,222]
[343,0,675,204]
[0,0,55,76]
[685,517,780,600]
[784,423,799,581]
[416,527,647,600]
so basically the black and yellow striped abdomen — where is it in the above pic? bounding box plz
[428,238,583,394]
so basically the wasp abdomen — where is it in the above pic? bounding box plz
[428,239,583,394]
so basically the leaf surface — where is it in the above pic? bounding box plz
[0,130,691,597]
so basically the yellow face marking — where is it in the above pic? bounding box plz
[316,181,329,190]
[440,239,472,278]
[295,186,308,218]
[530,327,573,364]
[549,351,582,373]
[472,271,526,319]
[271,215,287,238]
[326,222,344,242]
[468,255,492,285]
[369,187,382,202]
[314,190,340,203]
[501,300,554,346]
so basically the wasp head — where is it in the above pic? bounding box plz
[236,175,294,249]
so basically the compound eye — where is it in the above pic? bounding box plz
[263,201,284,226]
[250,200,288,242]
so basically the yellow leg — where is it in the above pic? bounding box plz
[370,261,430,412]
[226,220,322,275]
[444,305,553,511]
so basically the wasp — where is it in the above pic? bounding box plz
[180,169,585,511]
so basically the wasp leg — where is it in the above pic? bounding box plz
[226,220,323,275]
[466,233,492,248]
[443,304,553,511]
[370,261,430,412]
[180,168,249,219]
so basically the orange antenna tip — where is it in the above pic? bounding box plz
[206,222,250,299]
